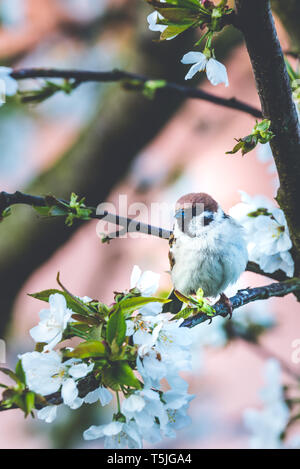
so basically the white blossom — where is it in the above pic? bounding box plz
[229,192,294,277]
[78,296,93,303]
[21,351,93,409]
[147,2,177,40]
[30,294,73,351]
[147,11,166,34]
[133,314,193,367]
[83,386,113,406]
[84,420,143,449]
[0,67,18,105]
[243,359,289,449]
[130,265,160,296]
[130,265,162,315]
[37,405,59,424]
[181,51,229,86]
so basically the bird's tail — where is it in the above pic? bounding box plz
[162,289,183,314]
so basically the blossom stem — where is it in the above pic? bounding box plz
[116,391,121,414]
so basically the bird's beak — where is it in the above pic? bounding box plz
[175,209,185,219]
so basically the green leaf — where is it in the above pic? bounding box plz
[71,314,99,326]
[171,307,195,321]
[148,0,203,10]
[29,289,92,316]
[155,7,198,23]
[143,80,167,99]
[102,368,120,391]
[0,368,23,387]
[160,22,195,40]
[33,206,51,216]
[107,362,141,389]
[0,207,11,220]
[66,340,107,359]
[49,206,68,217]
[174,290,194,304]
[106,309,126,346]
[25,391,35,417]
[119,296,170,315]
[12,394,27,413]
[15,360,26,385]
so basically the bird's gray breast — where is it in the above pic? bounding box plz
[170,221,247,297]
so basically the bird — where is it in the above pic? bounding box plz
[165,192,248,316]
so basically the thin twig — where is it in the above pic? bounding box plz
[246,340,300,381]
[10,68,262,118]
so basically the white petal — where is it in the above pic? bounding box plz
[139,302,162,316]
[0,66,13,75]
[137,270,160,296]
[122,394,145,414]
[49,293,67,312]
[103,421,124,436]
[83,425,106,440]
[130,265,142,289]
[206,58,229,87]
[21,351,63,396]
[147,11,166,33]
[185,62,206,81]
[126,320,135,336]
[181,51,207,65]
[0,67,18,96]
[37,406,58,423]
[29,324,60,345]
[84,386,113,406]
[69,397,83,409]
[3,76,18,96]
[61,378,78,407]
[68,362,94,379]
[79,296,93,304]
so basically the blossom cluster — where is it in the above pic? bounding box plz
[147,0,229,87]
[244,359,300,449]
[0,264,289,448]
[1,266,196,449]
[230,192,294,277]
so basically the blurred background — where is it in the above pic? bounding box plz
[0,0,300,449]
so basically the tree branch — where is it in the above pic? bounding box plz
[235,0,300,275]
[0,191,292,284]
[10,68,262,118]
[181,278,300,328]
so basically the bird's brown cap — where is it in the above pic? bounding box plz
[175,192,218,213]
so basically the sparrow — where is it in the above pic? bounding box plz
[166,192,248,315]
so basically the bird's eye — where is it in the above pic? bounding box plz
[203,213,214,226]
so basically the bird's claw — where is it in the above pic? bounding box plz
[220,293,233,319]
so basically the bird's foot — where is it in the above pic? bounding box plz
[219,293,233,319]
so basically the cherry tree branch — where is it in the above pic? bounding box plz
[10,68,262,118]
[235,0,300,275]
[181,278,300,328]
[0,191,291,284]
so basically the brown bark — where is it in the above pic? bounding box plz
[235,0,300,276]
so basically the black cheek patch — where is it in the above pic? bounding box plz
[203,213,214,226]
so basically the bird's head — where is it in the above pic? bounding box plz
[174,192,224,236]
